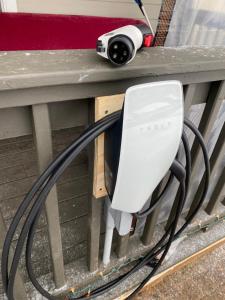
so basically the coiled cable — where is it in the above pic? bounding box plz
[1,112,210,300]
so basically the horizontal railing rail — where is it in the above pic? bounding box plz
[0,47,225,299]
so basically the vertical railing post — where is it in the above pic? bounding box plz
[0,210,28,300]
[186,81,225,219]
[206,169,225,214]
[87,99,103,272]
[205,121,225,214]
[165,84,198,230]
[141,175,169,245]
[32,103,66,289]
[87,195,103,272]
[87,95,125,270]
[116,234,130,258]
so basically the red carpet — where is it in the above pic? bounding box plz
[0,13,143,51]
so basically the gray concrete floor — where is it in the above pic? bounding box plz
[135,243,225,300]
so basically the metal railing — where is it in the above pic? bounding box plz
[0,47,225,299]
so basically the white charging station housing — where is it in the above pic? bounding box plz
[110,81,184,213]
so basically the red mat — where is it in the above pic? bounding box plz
[0,13,144,51]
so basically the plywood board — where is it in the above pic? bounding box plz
[93,94,124,198]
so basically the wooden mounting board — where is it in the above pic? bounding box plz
[93,94,124,199]
[117,236,225,299]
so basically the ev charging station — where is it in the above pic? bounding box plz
[2,73,210,300]
[1,1,211,298]
[103,81,184,264]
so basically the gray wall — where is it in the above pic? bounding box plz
[0,100,89,140]
[16,0,162,31]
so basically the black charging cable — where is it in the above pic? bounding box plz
[136,131,191,219]
[1,111,210,300]
[127,161,186,299]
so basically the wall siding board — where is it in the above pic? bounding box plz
[1,186,88,224]
[0,100,89,140]
[17,0,161,32]
[0,124,90,281]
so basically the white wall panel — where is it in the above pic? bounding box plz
[16,0,162,30]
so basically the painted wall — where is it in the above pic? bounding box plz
[0,0,17,12]
[15,0,162,31]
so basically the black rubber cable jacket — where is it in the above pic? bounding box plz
[122,133,191,276]
[2,113,118,293]
[136,172,174,218]
[2,115,210,300]
[25,145,184,299]
[72,119,209,299]
[26,159,185,300]
[136,131,191,219]
[96,120,209,297]
[6,116,209,300]
[73,161,187,299]
[5,115,120,300]
[8,148,185,299]
[1,111,121,293]
[87,161,187,299]
[3,107,175,299]
[141,118,210,264]
[22,119,210,299]
[177,118,210,229]
[127,164,186,299]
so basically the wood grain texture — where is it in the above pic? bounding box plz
[93,94,124,198]
[186,81,225,220]
[117,236,225,300]
[32,103,66,288]
[2,48,225,93]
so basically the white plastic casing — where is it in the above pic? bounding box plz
[97,25,143,62]
[111,81,184,213]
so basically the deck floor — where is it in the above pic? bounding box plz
[135,242,225,300]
